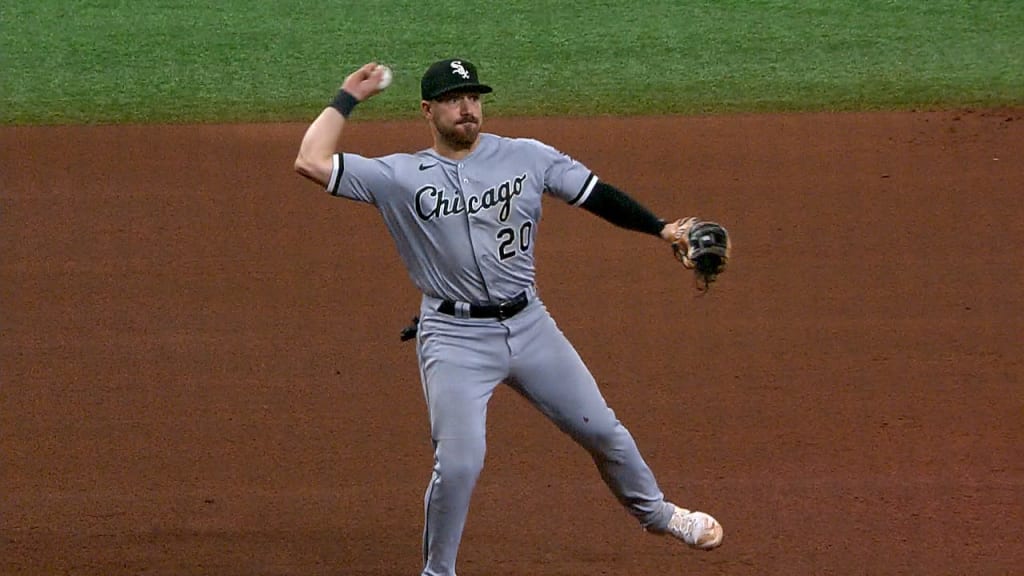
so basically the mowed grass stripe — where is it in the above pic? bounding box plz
[2,1,1022,124]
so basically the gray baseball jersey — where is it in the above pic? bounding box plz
[327,133,597,303]
[325,132,673,576]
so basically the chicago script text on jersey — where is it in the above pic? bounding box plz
[415,173,528,222]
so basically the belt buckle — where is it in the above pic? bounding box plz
[496,300,514,321]
[496,293,525,321]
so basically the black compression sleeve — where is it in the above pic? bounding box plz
[580,180,665,237]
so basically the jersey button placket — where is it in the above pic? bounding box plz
[457,164,493,301]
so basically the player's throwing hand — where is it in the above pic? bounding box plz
[341,62,391,102]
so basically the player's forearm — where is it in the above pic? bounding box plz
[295,88,362,187]
[580,181,666,238]
[295,106,347,187]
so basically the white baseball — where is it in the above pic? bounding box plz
[376,65,393,90]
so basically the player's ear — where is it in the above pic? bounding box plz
[421,100,433,119]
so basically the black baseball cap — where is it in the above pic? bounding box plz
[421,58,493,100]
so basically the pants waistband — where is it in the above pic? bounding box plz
[433,287,535,320]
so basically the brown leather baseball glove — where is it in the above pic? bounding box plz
[670,217,731,291]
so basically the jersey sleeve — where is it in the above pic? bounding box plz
[325,153,398,205]
[529,139,598,207]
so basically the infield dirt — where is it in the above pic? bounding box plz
[2,109,1022,575]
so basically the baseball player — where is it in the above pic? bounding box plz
[294,58,724,576]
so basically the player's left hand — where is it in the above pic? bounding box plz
[663,217,731,290]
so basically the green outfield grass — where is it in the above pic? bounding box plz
[3,0,1022,124]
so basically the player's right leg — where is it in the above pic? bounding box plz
[415,310,509,576]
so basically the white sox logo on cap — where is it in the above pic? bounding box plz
[421,58,493,100]
[450,61,470,79]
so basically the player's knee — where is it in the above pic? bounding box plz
[573,419,630,456]
[435,437,486,486]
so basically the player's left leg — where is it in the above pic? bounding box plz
[502,299,674,531]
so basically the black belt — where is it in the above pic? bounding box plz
[438,291,529,320]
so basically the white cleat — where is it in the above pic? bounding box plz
[665,505,724,550]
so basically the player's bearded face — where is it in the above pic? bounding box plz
[430,93,482,148]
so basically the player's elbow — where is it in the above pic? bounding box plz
[293,153,327,187]
[293,154,311,177]
[293,152,313,177]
